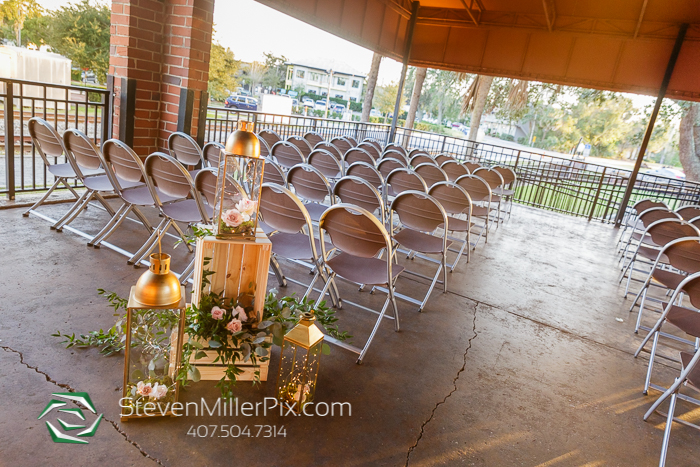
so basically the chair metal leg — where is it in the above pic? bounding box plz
[390,284,400,331]
[93,192,116,217]
[419,263,443,312]
[89,203,128,247]
[643,331,661,395]
[23,178,62,217]
[53,190,92,231]
[357,294,391,364]
[269,256,287,287]
[128,218,169,265]
[658,393,678,467]
[132,206,154,233]
[179,257,196,286]
[442,252,448,292]
[60,179,81,198]
[635,288,650,333]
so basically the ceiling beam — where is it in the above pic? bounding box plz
[633,0,649,38]
[542,0,555,32]
[459,0,479,26]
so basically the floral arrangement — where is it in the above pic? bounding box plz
[122,376,176,414]
[219,198,257,236]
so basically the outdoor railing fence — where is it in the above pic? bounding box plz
[0,78,111,199]
[2,85,698,224]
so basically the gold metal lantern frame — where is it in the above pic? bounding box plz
[213,121,264,240]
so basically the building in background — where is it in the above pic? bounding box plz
[284,59,365,102]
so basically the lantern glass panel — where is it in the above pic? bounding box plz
[276,341,322,413]
[122,288,186,419]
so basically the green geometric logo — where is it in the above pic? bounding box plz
[38,392,102,444]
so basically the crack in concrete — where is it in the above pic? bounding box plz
[405,301,479,466]
[1,346,164,466]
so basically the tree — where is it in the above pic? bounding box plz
[678,103,700,181]
[374,82,404,123]
[44,0,110,82]
[405,67,427,129]
[208,43,240,102]
[361,52,382,122]
[462,75,494,141]
[242,61,267,96]
[261,52,288,90]
[0,0,43,45]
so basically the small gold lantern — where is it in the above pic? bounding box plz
[122,253,186,420]
[214,121,264,239]
[276,312,324,414]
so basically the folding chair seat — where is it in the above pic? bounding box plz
[270,141,305,170]
[89,139,159,249]
[390,191,451,312]
[334,176,386,223]
[330,136,354,155]
[168,132,205,177]
[314,141,342,160]
[440,160,470,181]
[24,118,83,218]
[263,158,287,187]
[303,131,324,148]
[287,135,313,159]
[455,174,494,246]
[343,148,376,169]
[435,154,455,165]
[414,163,448,188]
[259,183,336,302]
[258,129,282,149]
[410,154,435,167]
[56,129,117,232]
[316,204,403,363]
[429,181,474,270]
[357,142,381,161]
[308,149,342,179]
[473,167,505,224]
[286,164,334,222]
[128,152,209,266]
[202,142,224,167]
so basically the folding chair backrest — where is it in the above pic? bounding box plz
[260,183,310,234]
[638,207,679,228]
[414,163,448,188]
[344,148,375,167]
[345,135,358,146]
[145,152,194,199]
[473,167,504,189]
[287,164,332,203]
[391,191,447,232]
[259,139,271,158]
[194,167,218,206]
[435,154,455,165]
[63,129,102,173]
[455,174,491,203]
[408,149,430,159]
[287,135,312,158]
[386,168,428,194]
[303,131,324,148]
[102,139,145,186]
[665,238,700,277]
[377,158,406,179]
[676,205,700,221]
[258,129,282,149]
[381,150,409,165]
[203,142,224,167]
[168,132,203,167]
[263,158,287,187]
[28,117,65,164]
[493,166,516,186]
[463,161,482,173]
[362,138,382,153]
[357,142,381,161]
[346,162,383,188]
[440,160,469,181]
[308,149,342,179]
[429,181,472,216]
[645,219,700,249]
[314,141,342,160]
[334,176,384,220]
[330,136,354,155]
[410,154,435,167]
[270,141,305,169]
[320,204,390,258]
[384,143,407,155]
[633,199,666,215]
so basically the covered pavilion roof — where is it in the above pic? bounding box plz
[256,0,700,101]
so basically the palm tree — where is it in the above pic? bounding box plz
[461,74,494,141]
[405,67,427,130]
[361,53,382,122]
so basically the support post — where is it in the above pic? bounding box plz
[118,77,136,148]
[614,23,688,227]
[4,80,15,200]
[105,75,115,144]
[389,1,419,144]
[177,87,195,135]
[196,90,209,147]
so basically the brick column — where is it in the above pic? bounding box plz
[109,0,214,156]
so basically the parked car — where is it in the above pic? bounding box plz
[644,167,685,180]
[315,99,327,111]
[331,104,346,114]
[370,109,382,118]
[292,99,299,108]
[301,97,314,107]
[225,95,258,111]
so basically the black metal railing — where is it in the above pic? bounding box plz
[1,78,111,199]
[204,107,700,222]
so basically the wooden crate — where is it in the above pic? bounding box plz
[189,229,273,381]
[191,229,272,325]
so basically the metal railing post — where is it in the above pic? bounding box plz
[4,81,16,200]
[588,167,607,222]
[440,135,446,153]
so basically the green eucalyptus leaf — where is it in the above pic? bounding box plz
[208,339,222,348]
[322,343,331,355]
[195,351,208,360]
[189,366,201,382]
[254,347,268,357]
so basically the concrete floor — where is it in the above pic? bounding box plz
[1,199,699,466]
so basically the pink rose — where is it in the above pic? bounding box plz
[226,319,242,333]
[152,383,168,400]
[235,306,247,322]
[222,208,243,228]
[236,199,257,216]
[136,381,153,397]
[211,306,225,320]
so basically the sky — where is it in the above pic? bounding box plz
[34,0,656,109]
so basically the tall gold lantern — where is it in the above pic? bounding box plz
[276,312,324,414]
[213,121,264,240]
[122,253,186,420]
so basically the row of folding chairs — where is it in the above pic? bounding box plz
[614,198,700,465]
